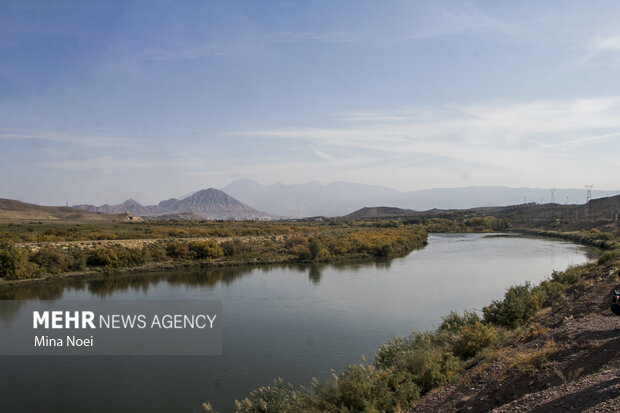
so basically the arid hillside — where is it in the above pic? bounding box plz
[0,199,129,221]
[409,258,620,413]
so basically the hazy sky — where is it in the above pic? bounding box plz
[2,1,620,205]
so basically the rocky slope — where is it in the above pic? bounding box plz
[408,258,620,413]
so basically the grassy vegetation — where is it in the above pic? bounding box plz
[516,228,617,251]
[0,220,428,281]
[507,340,559,376]
[403,216,511,233]
[0,214,519,281]
[0,220,329,243]
[482,263,595,328]
[207,261,596,413]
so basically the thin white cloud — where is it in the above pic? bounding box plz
[42,153,208,171]
[234,97,620,188]
[0,130,134,148]
[385,7,522,44]
[267,31,352,43]
[581,34,620,66]
[312,148,337,162]
[243,97,620,148]
[25,97,620,194]
[588,35,620,53]
[139,44,226,60]
[443,10,516,33]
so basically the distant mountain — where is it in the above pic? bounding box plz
[344,207,416,219]
[74,188,268,220]
[72,179,620,220]
[390,187,620,211]
[73,199,154,216]
[157,198,180,209]
[166,188,263,219]
[222,179,401,217]
[222,179,620,217]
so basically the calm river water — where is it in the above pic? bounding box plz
[0,234,594,412]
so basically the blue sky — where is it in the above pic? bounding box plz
[2,0,620,205]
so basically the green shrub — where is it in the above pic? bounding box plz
[113,246,147,267]
[289,243,312,261]
[438,310,481,334]
[453,321,498,359]
[233,378,317,413]
[145,244,168,262]
[165,241,192,258]
[86,247,118,267]
[221,240,240,256]
[67,248,87,271]
[188,240,223,259]
[597,250,618,265]
[0,231,20,243]
[0,241,38,279]
[398,347,462,393]
[375,332,462,394]
[551,264,592,285]
[308,238,324,260]
[535,280,565,300]
[483,283,544,328]
[376,244,393,257]
[315,364,420,413]
[30,247,68,274]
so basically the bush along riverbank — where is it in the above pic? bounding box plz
[0,222,428,283]
[0,215,519,283]
[203,258,595,413]
[202,259,599,413]
[514,228,618,252]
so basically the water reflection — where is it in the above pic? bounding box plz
[0,234,593,413]
[0,259,398,302]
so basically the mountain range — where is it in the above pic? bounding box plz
[72,179,620,219]
[222,179,620,217]
[74,188,268,220]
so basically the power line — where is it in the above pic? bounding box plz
[585,185,593,203]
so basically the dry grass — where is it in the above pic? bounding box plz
[522,324,550,343]
[553,366,584,385]
[508,340,559,376]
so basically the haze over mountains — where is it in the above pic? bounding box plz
[71,179,620,219]
[222,179,620,218]
[74,188,267,220]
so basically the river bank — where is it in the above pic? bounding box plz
[409,255,620,412]
[0,232,596,413]
[215,227,617,413]
[0,221,428,286]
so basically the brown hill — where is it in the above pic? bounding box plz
[0,199,128,221]
[343,194,620,229]
[344,206,417,219]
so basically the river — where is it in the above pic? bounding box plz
[0,233,594,412]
